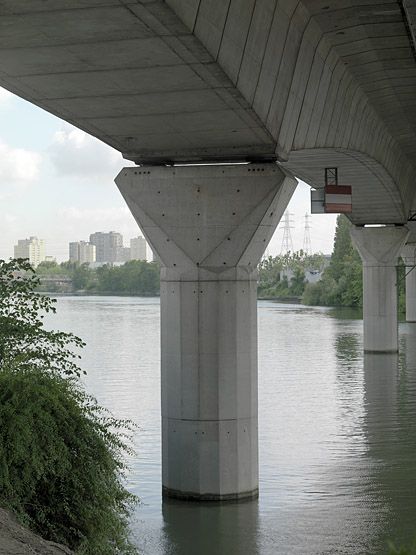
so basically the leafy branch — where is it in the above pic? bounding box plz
[0,259,85,377]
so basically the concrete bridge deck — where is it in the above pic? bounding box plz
[1,0,416,502]
[0,1,415,223]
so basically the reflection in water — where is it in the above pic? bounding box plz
[335,332,361,361]
[363,352,399,551]
[329,306,363,320]
[162,499,259,555]
[362,328,416,551]
[44,299,416,554]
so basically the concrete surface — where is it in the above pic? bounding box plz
[402,243,416,322]
[0,2,415,222]
[116,163,296,499]
[351,225,410,353]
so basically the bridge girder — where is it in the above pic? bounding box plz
[0,1,415,222]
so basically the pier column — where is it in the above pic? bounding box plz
[401,244,416,323]
[350,226,409,353]
[116,164,296,501]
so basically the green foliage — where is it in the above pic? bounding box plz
[388,540,416,555]
[0,259,85,377]
[302,216,363,307]
[0,258,138,553]
[302,215,409,309]
[36,259,160,296]
[95,260,160,295]
[72,263,94,290]
[258,250,325,298]
[397,260,406,315]
[0,364,138,554]
[290,265,307,296]
[257,256,283,296]
[327,214,354,282]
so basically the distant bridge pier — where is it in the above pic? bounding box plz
[116,164,296,501]
[402,243,416,323]
[351,226,409,353]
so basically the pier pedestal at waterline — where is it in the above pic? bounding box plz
[116,164,296,501]
[350,225,409,353]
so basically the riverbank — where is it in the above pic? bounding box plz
[258,295,301,303]
[38,289,160,297]
[0,508,72,554]
[44,291,303,303]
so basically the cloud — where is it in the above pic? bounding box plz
[49,125,129,180]
[56,205,141,243]
[4,213,17,224]
[58,206,131,223]
[0,87,14,106]
[0,140,42,200]
[0,141,41,182]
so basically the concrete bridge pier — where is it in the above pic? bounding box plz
[351,226,409,353]
[115,164,296,501]
[401,243,416,323]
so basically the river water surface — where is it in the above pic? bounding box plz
[45,297,416,554]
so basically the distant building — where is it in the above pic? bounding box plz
[89,231,123,263]
[117,247,131,263]
[304,269,322,284]
[130,236,147,261]
[69,242,79,263]
[69,241,96,264]
[280,266,325,285]
[14,236,45,268]
[45,256,57,263]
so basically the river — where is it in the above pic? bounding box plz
[45,297,416,555]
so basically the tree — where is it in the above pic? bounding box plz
[258,251,326,298]
[95,260,160,295]
[302,215,363,307]
[327,215,355,282]
[0,366,138,554]
[0,258,138,553]
[0,259,85,377]
[72,262,93,290]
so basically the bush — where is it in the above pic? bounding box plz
[388,543,416,555]
[0,259,138,553]
[302,216,363,308]
[0,364,138,554]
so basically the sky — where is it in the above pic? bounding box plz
[0,87,337,261]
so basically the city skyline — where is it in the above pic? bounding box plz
[13,231,150,264]
[0,87,338,261]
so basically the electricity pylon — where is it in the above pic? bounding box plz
[280,211,294,254]
[302,213,312,255]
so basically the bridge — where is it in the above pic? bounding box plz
[1,0,416,502]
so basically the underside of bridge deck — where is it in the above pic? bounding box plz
[1,0,416,501]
